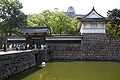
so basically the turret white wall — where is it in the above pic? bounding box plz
[81,22,106,34]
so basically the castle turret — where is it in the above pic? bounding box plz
[77,7,108,35]
[67,6,75,13]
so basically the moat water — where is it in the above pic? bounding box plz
[7,61,120,80]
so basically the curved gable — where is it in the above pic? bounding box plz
[85,11,103,18]
[83,7,105,19]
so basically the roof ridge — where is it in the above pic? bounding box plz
[24,27,49,28]
[21,27,51,33]
[82,7,105,19]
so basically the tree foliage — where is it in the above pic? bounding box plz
[27,10,77,35]
[0,0,27,35]
[106,9,120,36]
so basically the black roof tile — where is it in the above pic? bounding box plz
[21,27,50,33]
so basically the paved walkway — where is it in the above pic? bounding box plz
[0,50,33,55]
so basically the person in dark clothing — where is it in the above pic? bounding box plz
[3,43,6,52]
[16,46,19,51]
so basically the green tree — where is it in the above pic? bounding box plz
[27,14,46,27]
[27,10,77,35]
[0,21,8,33]
[106,9,120,36]
[0,0,27,35]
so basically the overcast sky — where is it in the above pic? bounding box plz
[19,0,120,17]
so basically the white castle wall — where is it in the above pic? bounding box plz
[81,23,106,34]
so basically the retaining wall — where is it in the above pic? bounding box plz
[0,50,37,80]
[47,43,82,60]
[81,33,120,60]
[35,49,50,64]
[46,34,120,61]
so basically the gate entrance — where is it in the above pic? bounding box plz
[21,27,51,49]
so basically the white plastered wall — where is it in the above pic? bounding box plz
[81,22,106,35]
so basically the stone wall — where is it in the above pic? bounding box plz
[81,33,120,60]
[0,50,36,80]
[47,43,82,60]
[35,49,50,64]
[46,34,120,61]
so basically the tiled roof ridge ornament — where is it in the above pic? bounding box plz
[82,7,105,19]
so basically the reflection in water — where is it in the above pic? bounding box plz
[7,61,120,80]
[40,68,45,80]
